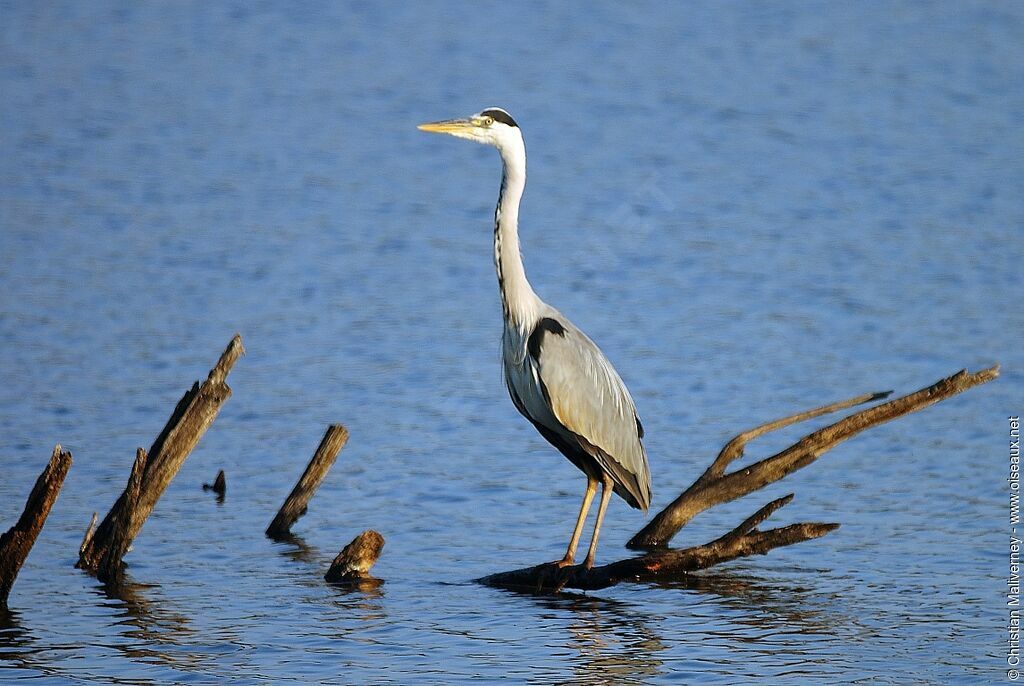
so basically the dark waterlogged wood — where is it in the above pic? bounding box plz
[481,366,998,593]
[77,335,244,576]
[203,470,226,496]
[325,530,385,584]
[0,446,72,606]
[266,424,349,539]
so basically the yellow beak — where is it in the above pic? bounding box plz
[417,118,474,134]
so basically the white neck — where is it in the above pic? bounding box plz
[494,133,541,328]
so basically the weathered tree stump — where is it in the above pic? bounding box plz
[0,445,73,607]
[480,365,998,593]
[325,530,384,586]
[266,424,349,539]
[77,335,244,578]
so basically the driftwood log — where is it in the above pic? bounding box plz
[266,424,349,539]
[480,366,998,593]
[324,530,385,585]
[77,335,244,579]
[0,446,73,607]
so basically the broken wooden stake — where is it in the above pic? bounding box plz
[0,445,72,607]
[77,335,244,576]
[266,424,349,540]
[203,470,226,497]
[325,530,384,584]
[481,365,999,593]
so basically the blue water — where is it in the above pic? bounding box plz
[1,1,1021,683]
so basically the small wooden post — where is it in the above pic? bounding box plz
[266,424,349,539]
[203,470,226,497]
[0,446,72,606]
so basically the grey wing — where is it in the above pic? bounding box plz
[513,314,651,511]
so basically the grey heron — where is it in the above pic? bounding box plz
[419,108,651,568]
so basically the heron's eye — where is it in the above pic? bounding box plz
[483,117,494,126]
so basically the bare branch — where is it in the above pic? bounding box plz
[628,366,998,549]
[695,390,892,488]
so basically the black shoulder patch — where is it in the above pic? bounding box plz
[635,414,645,439]
[481,108,518,128]
[527,317,566,360]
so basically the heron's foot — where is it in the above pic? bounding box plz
[582,554,596,570]
[554,555,575,569]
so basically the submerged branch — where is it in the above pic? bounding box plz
[479,496,835,592]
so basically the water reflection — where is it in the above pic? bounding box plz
[0,606,36,669]
[326,578,387,627]
[95,574,196,671]
[653,567,843,635]
[327,576,385,595]
[530,593,667,684]
[269,532,319,565]
[492,565,847,684]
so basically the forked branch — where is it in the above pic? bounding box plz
[629,365,999,549]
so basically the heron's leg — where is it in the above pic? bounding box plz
[557,476,598,567]
[582,474,614,569]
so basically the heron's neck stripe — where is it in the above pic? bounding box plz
[494,172,508,318]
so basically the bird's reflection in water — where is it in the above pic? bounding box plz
[498,564,845,684]
[524,592,667,685]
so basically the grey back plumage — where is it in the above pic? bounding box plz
[503,307,652,511]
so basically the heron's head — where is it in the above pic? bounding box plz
[418,107,520,149]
